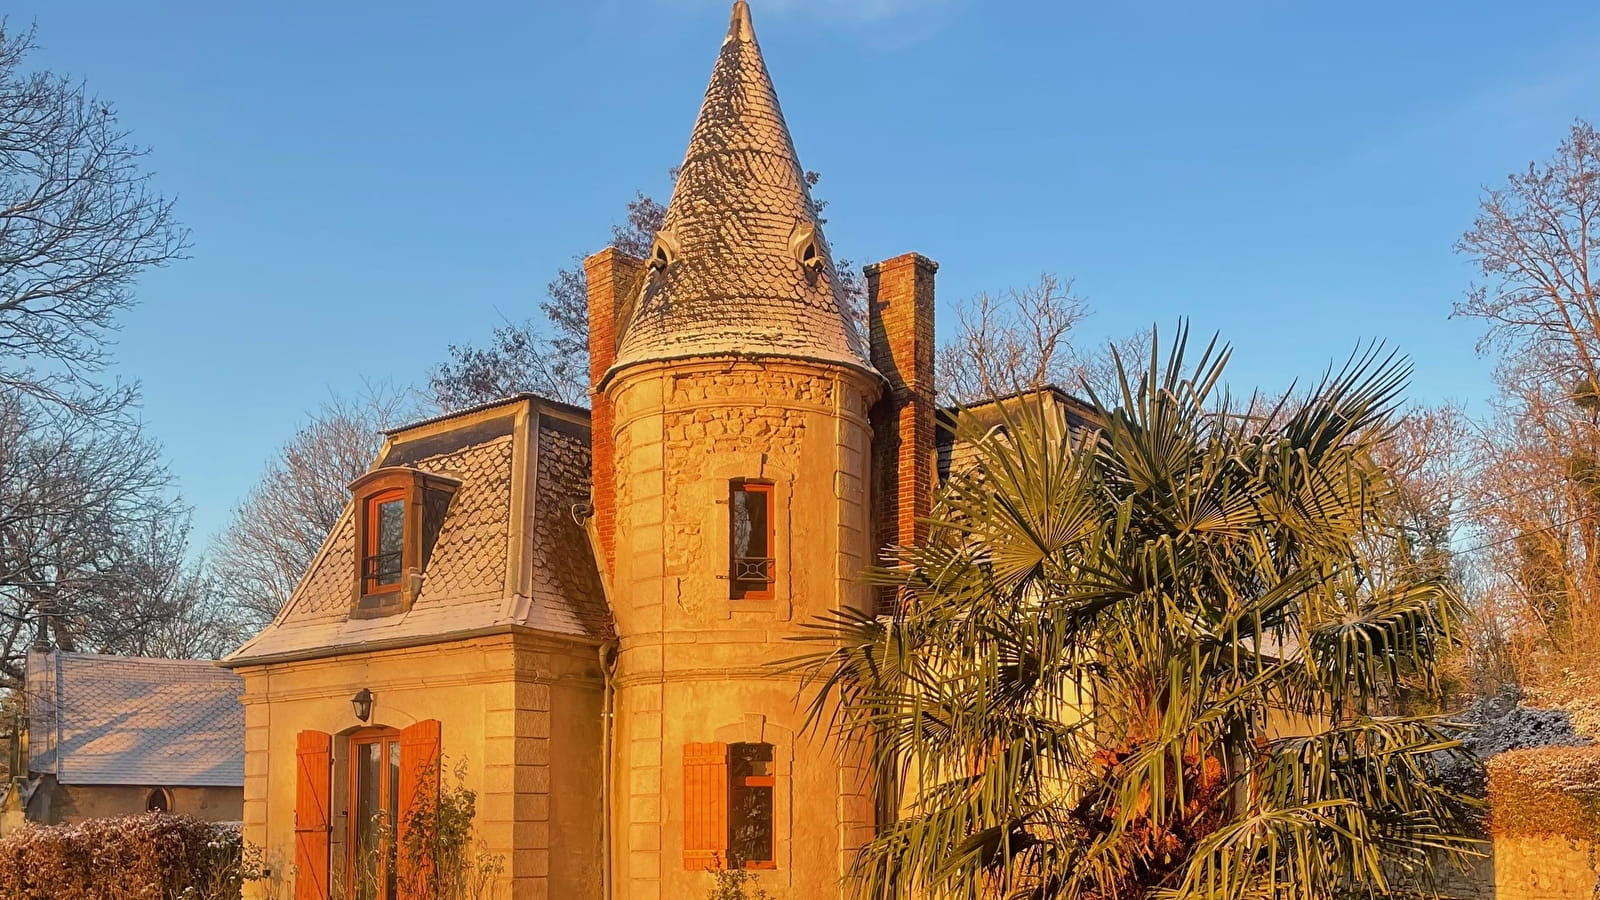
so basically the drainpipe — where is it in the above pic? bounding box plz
[574,501,619,900]
[598,640,618,900]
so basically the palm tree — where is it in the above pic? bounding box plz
[797,328,1479,900]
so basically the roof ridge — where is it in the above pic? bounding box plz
[54,649,230,668]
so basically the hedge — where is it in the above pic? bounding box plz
[1486,745,1600,841]
[0,812,262,900]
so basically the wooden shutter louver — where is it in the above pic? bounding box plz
[682,741,729,870]
[397,719,442,900]
[294,730,333,900]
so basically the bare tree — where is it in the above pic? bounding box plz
[94,518,251,660]
[0,391,200,685]
[933,272,1152,405]
[1371,403,1472,579]
[0,22,231,681]
[935,273,1088,403]
[1453,118,1600,685]
[429,191,664,409]
[1455,120,1600,390]
[429,172,860,410]
[211,386,415,625]
[0,26,188,414]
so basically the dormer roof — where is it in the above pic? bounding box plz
[607,1,876,384]
[222,395,608,667]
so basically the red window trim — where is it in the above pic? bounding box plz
[729,480,775,601]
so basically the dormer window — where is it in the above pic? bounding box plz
[649,230,680,271]
[788,222,819,270]
[349,467,459,618]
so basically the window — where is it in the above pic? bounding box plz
[347,728,402,900]
[145,787,170,813]
[682,741,776,870]
[728,743,775,868]
[729,481,774,599]
[362,488,406,595]
[348,468,458,618]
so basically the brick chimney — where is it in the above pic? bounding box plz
[584,248,645,582]
[865,253,938,613]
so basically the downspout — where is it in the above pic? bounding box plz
[575,501,619,900]
[597,640,618,900]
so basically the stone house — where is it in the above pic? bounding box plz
[13,649,244,828]
[222,3,1074,898]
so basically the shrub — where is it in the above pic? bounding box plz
[397,761,504,900]
[0,812,266,900]
[706,866,770,900]
[1487,746,1600,841]
[344,759,503,900]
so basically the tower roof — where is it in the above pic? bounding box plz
[607,1,877,382]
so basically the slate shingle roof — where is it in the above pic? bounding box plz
[526,418,611,638]
[608,0,875,382]
[224,396,607,666]
[26,650,245,787]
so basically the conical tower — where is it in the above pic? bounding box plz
[605,0,875,384]
[586,3,885,897]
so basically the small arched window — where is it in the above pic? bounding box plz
[146,787,170,813]
[362,487,406,594]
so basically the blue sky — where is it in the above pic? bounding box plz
[7,0,1600,541]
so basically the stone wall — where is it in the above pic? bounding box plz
[27,779,240,824]
[606,357,879,900]
[1488,746,1600,900]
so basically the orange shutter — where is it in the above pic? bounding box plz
[397,719,442,900]
[294,731,332,900]
[682,742,729,870]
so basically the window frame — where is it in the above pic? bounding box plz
[345,726,403,900]
[361,487,407,598]
[728,480,776,601]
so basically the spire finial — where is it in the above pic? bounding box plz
[727,0,755,43]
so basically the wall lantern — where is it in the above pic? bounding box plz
[351,688,374,723]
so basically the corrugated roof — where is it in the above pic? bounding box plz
[225,398,608,667]
[608,0,875,383]
[26,650,244,787]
